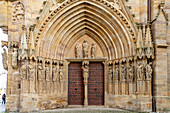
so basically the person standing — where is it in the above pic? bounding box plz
[2,94,6,104]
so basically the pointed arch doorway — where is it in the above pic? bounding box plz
[68,61,104,106]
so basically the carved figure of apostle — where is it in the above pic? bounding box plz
[2,48,7,70]
[128,64,134,82]
[45,65,50,81]
[109,67,113,83]
[59,67,63,82]
[82,64,89,84]
[28,61,35,81]
[137,63,144,80]
[91,43,97,58]
[121,64,126,81]
[12,48,18,68]
[114,65,119,80]
[145,63,152,80]
[52,65,58,82]
[38,64,43,80]
[21,61,27,80]
[75,44,81,58]
[82,40,89,58]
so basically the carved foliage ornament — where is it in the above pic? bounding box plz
[13,2,25,21]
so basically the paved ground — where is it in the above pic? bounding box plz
[42,108,135,113]
[0,103,5,113]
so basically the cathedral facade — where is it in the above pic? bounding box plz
[0,0,170,112]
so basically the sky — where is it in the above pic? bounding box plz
[0,28,8,93]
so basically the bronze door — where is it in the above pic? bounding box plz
[68,62,84,105]
[88,62,104,105]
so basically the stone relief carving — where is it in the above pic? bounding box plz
[121,64,126,81]
[45,64,50,81]
[21,61,27,80]
[12,48,18,68]
[91,43,97,58]
[128,64,134,82]
[38,64,43,80]
[75,44,81,58]
[52,65,58,82]
[114,65,119,81]
[13,2,25,21]
[137,63,144,80]
[28,61,35,81]
[82,61,89,85]
[145,63,152,80]
[82,40,89,58]
[2,48,8,70]
[109,67,113,83]
[59,65,63,82]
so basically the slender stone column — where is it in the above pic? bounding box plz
[82,61,89,107]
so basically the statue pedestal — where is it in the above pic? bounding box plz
[146,80,151,96]
[109,82,112,94]
[121,81,126,95]
[129,82,133,94]
[115,80,119,95]
[137,80,143,95]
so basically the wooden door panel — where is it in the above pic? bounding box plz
[68,63,84,105]
[88,62,104,105]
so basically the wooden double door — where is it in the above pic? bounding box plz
[68,62,104,105]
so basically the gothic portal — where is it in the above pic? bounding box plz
[0,0,170,112]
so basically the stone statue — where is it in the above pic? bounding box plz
[38,64,43,80]
[114,65,119,80]
[128,64,134,82]
[109,67,113,83]
[28,61,35,81]
[121,64,126,81]
[2,48,7,70]
[59,66,63,82]
[137,63,144,80]
[12,48,18,68]
[91,43,97,58]
[75,44,81,58]
[82,64,89,84]
[52,65,58,82]
[145,63,152,80]
[45,65,50,81]
[82,40,89,58]
[21,61,27,80]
